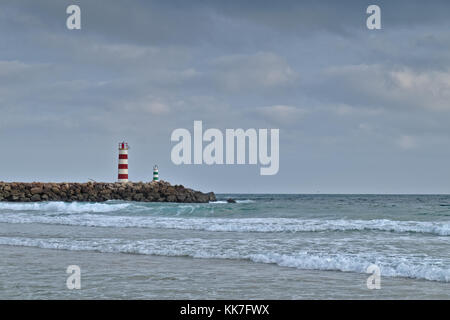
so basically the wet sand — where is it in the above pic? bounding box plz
[1,245,448,299]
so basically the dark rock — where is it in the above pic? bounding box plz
[0,181,215,203]
[208,192,217,202]
[30,194,41,201]
[227,198,236,203]
[166,195,177,202]
[30,187,43,195]
[51,187,60,194]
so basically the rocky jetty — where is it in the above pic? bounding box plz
[0,181,216,203]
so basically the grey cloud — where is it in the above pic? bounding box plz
[310,64,450,111]
[1,1,450,192]
[209,52,298,92]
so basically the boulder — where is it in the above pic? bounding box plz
[30,194,41,201]
[30,187,43,195]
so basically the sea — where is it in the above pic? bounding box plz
[0,194,449,299]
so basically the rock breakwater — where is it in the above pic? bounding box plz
[0,181,216,203]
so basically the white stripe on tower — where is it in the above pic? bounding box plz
[118,142,129,182]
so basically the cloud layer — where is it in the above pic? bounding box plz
[0,0,450,193]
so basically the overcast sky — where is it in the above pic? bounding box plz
[1,0,450,193]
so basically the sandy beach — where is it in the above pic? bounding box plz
[1,244,448,300]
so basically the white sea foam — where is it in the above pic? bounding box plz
[0,200,253,213]
[0,201,132,213]
[247,253,450,283]
[0,211,448,236]
[0,236,448,283]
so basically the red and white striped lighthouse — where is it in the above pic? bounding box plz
[118,142,129,182]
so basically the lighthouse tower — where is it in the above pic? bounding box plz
[153,165,159,182]
[118,142,129,182]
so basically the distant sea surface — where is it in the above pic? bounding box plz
[0,194,449,299]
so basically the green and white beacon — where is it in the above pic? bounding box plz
[153,165,159,181]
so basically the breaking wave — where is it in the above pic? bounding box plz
[0,201,133,213]
[0,236,448,283]
[0,210,448,236]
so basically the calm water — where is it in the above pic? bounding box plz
[0,194,449,299]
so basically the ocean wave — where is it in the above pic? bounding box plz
[0,236,448,283]
[0,212,448,236]
[0,200,254,215]
[247,253,450,283]
[0,201,133,214]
